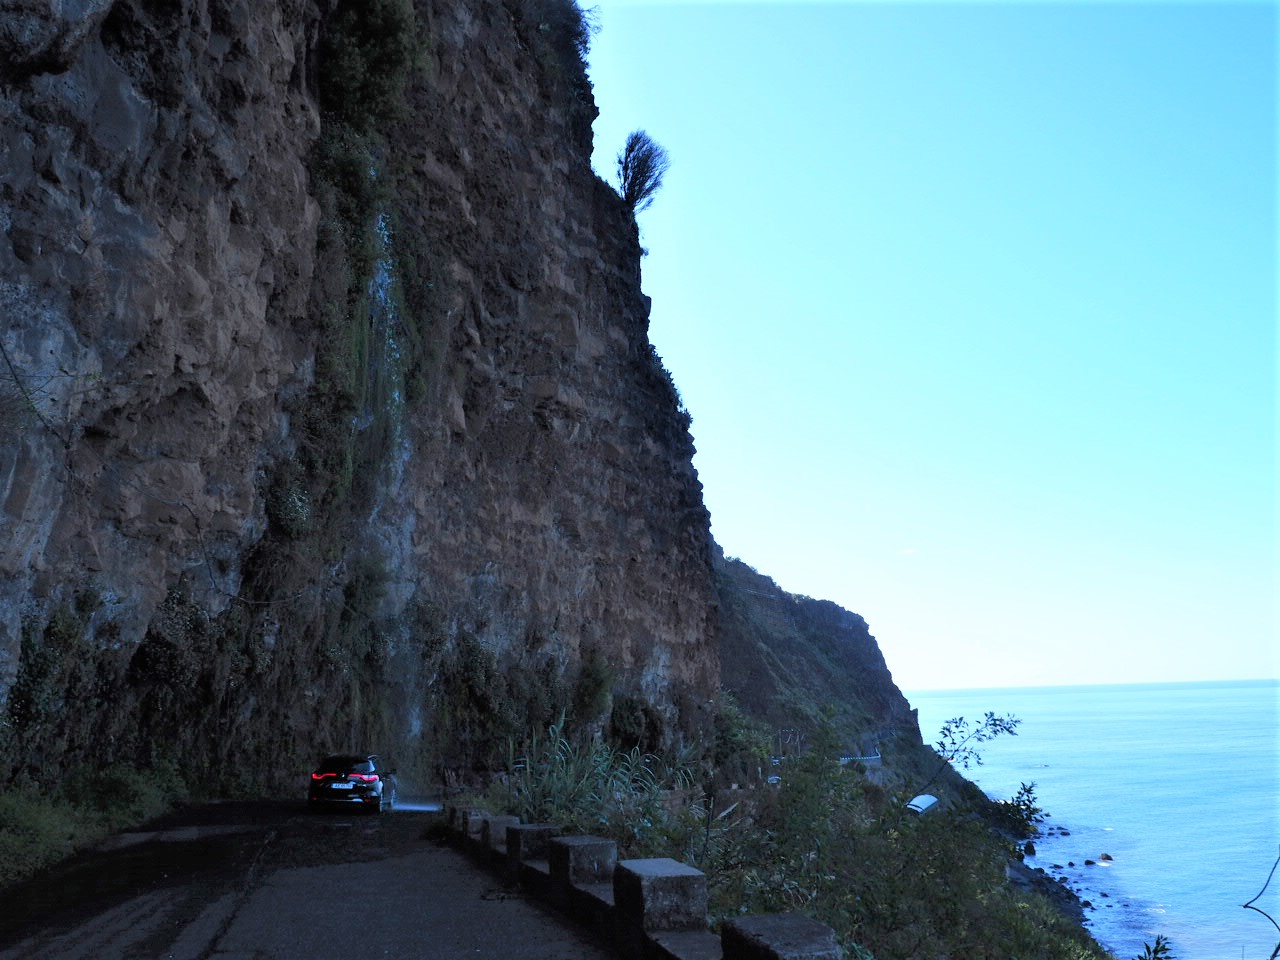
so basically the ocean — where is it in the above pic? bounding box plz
[909,680,1280,960]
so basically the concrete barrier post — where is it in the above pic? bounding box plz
[721,913,843,960]
[462,809,488,846]
[505,823,562,890]
[613,858,707,933]
[548,835,618,888]
[481,814,521,854]
[507,823,562,864]
[547,835,619,934]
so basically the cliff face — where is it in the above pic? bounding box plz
[1,0,332,780]
[389,2,716,736]
[1,0,320,637]
[0,0,920,795]
[715,551,920,750]
[0,0,716,787]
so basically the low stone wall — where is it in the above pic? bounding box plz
[443,806,844,960]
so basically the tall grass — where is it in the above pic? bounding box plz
[486,715,700,857]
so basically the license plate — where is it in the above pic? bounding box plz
[330,782,353,790]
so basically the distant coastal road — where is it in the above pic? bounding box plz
[0,801,614,960]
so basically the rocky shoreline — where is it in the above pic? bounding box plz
[1004,820,1138,947]
[1017,820,1155,957]
[1007,855,1089,925]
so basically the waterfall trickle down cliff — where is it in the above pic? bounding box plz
[366,211,411,505]
[361,205,417,616]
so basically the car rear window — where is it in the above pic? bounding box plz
[318,755,369,772]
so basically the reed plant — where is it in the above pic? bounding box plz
[486,715,700,857]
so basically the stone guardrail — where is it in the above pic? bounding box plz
[444,805,845,960]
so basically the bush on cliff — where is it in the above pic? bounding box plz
[516,0,598,97]
[318,0,421,135]
[711,692,771,787]
[698,719,1110,960]
[617,129,671,213]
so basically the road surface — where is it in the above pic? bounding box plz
[0,800,616,959]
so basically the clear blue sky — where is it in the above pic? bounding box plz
[584,1,1277,691]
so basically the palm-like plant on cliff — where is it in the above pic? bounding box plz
[617,130,671,213]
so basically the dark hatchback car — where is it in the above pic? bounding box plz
[308,754,397,813]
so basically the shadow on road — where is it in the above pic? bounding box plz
[0,799,424,948]
[0,799,614,960]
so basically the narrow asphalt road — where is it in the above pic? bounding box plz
[0,801,617,959]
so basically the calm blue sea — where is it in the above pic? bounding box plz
[910,680,1280,960]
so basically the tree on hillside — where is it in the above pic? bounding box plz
[616,130,670,213]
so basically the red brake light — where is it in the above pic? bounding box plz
[349,773,379,782]
[311,771,337,780]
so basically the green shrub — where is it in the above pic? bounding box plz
[0,790,85,888]
[570,648,613,726]
[265,461,314,538]
[318,0,421,135]
[436,635,521,766]
[712,692,771,787]
[0,765,186,890]
[694,717,1110,960]
[992,780,1046,837]
[607,694,666,753]
[61,765,185,826]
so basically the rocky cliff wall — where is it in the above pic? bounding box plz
[715,551,920,749]
[0,0,717,788]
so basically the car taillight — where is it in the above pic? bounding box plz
[311,772,337,780]
[349,773,379,782]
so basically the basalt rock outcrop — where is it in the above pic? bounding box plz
[0,0,916,793]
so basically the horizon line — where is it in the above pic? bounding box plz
[904,676,1280,696]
